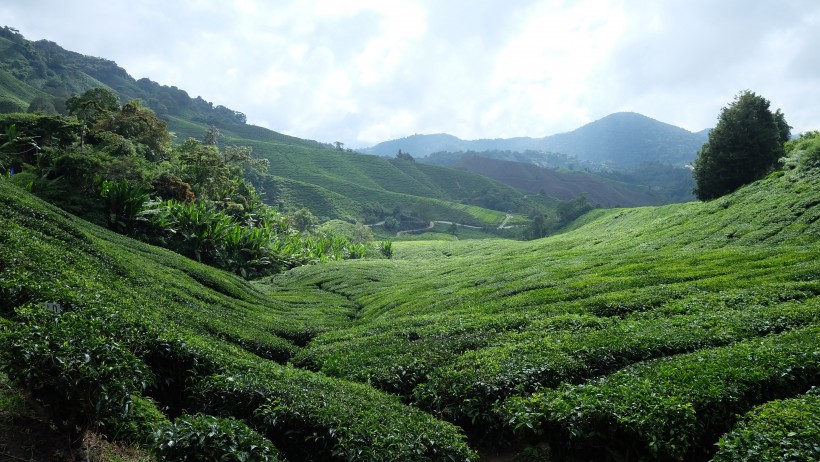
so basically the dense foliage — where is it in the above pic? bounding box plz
[784,130,820,171]
[0,178,476,460]
[693,90,790,200]
[1,89,386,279]
[0,307,150,446]
[154,414,282,461]
[712,390,820,462]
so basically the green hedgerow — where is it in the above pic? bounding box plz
[153,414,282,461]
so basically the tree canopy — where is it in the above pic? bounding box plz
[692,90,790,200]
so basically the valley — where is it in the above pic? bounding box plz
[2,160,818,460]
[1,24,819,462]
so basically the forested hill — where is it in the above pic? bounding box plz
[362,112,710,167]
[0,26,562,227]
[0,26,324,149]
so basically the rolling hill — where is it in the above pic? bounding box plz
[0,26,554,229]
[445,155,666,207]
[1,152,818,460]
[2,19,818,462]
[362,112,709,167]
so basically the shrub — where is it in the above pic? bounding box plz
[99,179,149,233]
[378,240,393,258]
[713,391,820,462]
[100,394,170,447]
[153,414,282,461]
[502,326,820,461]
[0,306,151,445]
[152,172,195,203]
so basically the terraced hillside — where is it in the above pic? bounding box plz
[231,139,551,225]
[0,27,549,228]
[1,165,818,460]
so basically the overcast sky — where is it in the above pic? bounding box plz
[3,0,819,147]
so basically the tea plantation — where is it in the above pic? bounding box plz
[1,165,818,460]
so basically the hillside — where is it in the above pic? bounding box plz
[0,26,550,229]
[227,140,554,225]
[445,155,664,207]
[362,112,709,167]
[2,158,819,460]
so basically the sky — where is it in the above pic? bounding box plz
[3,0,819,147]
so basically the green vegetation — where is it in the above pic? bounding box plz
[1,91,383,279]
[0,178,475,460]
[154,414,282,461]
[712,390,820,462]
[693,90,790,200]
[1,26,818,462]
[1,137,819,460]
[0,27,551,232]
[785,130,820,171]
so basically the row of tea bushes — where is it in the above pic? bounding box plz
[502,325,820,461]
[712,389,820,461]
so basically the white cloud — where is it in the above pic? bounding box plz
[3,0,819,146]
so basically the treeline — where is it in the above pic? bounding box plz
[0,87,390,278]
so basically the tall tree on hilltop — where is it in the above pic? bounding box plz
[692,90,790,200]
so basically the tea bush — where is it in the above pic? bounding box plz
[100,394,170,446]
[0,306,151,444]
[503,326,820,461]
[713,390,820,462]
[153,413,282,461]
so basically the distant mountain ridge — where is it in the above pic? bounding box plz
[361,112,710,168]
[447,155,664,208]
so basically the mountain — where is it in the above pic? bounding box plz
[362,112,710,167]
[540,111,709,166]
[0,26,556,229]
[446,155,664,207]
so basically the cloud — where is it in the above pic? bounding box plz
[3,0,819,146]
[595,0,820,132]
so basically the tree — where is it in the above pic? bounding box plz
[396,149,415,161]
[290,208,317,232]
[176,139,230,200]
[27,95,58,115]
[65,87,120,150]
[66,87,120,124]
[692,90,790,200]
[523,213,551,240]
[203,126,221,146]
[556,193,594,226]
[94,100,171,161]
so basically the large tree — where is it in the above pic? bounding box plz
[693,90,790,200]
[65,87,120,150]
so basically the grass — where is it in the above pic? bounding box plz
[0,166,818,460]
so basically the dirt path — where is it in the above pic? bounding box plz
[497,213,514,229]
[370,214,516,236]
[396,221,436,236]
